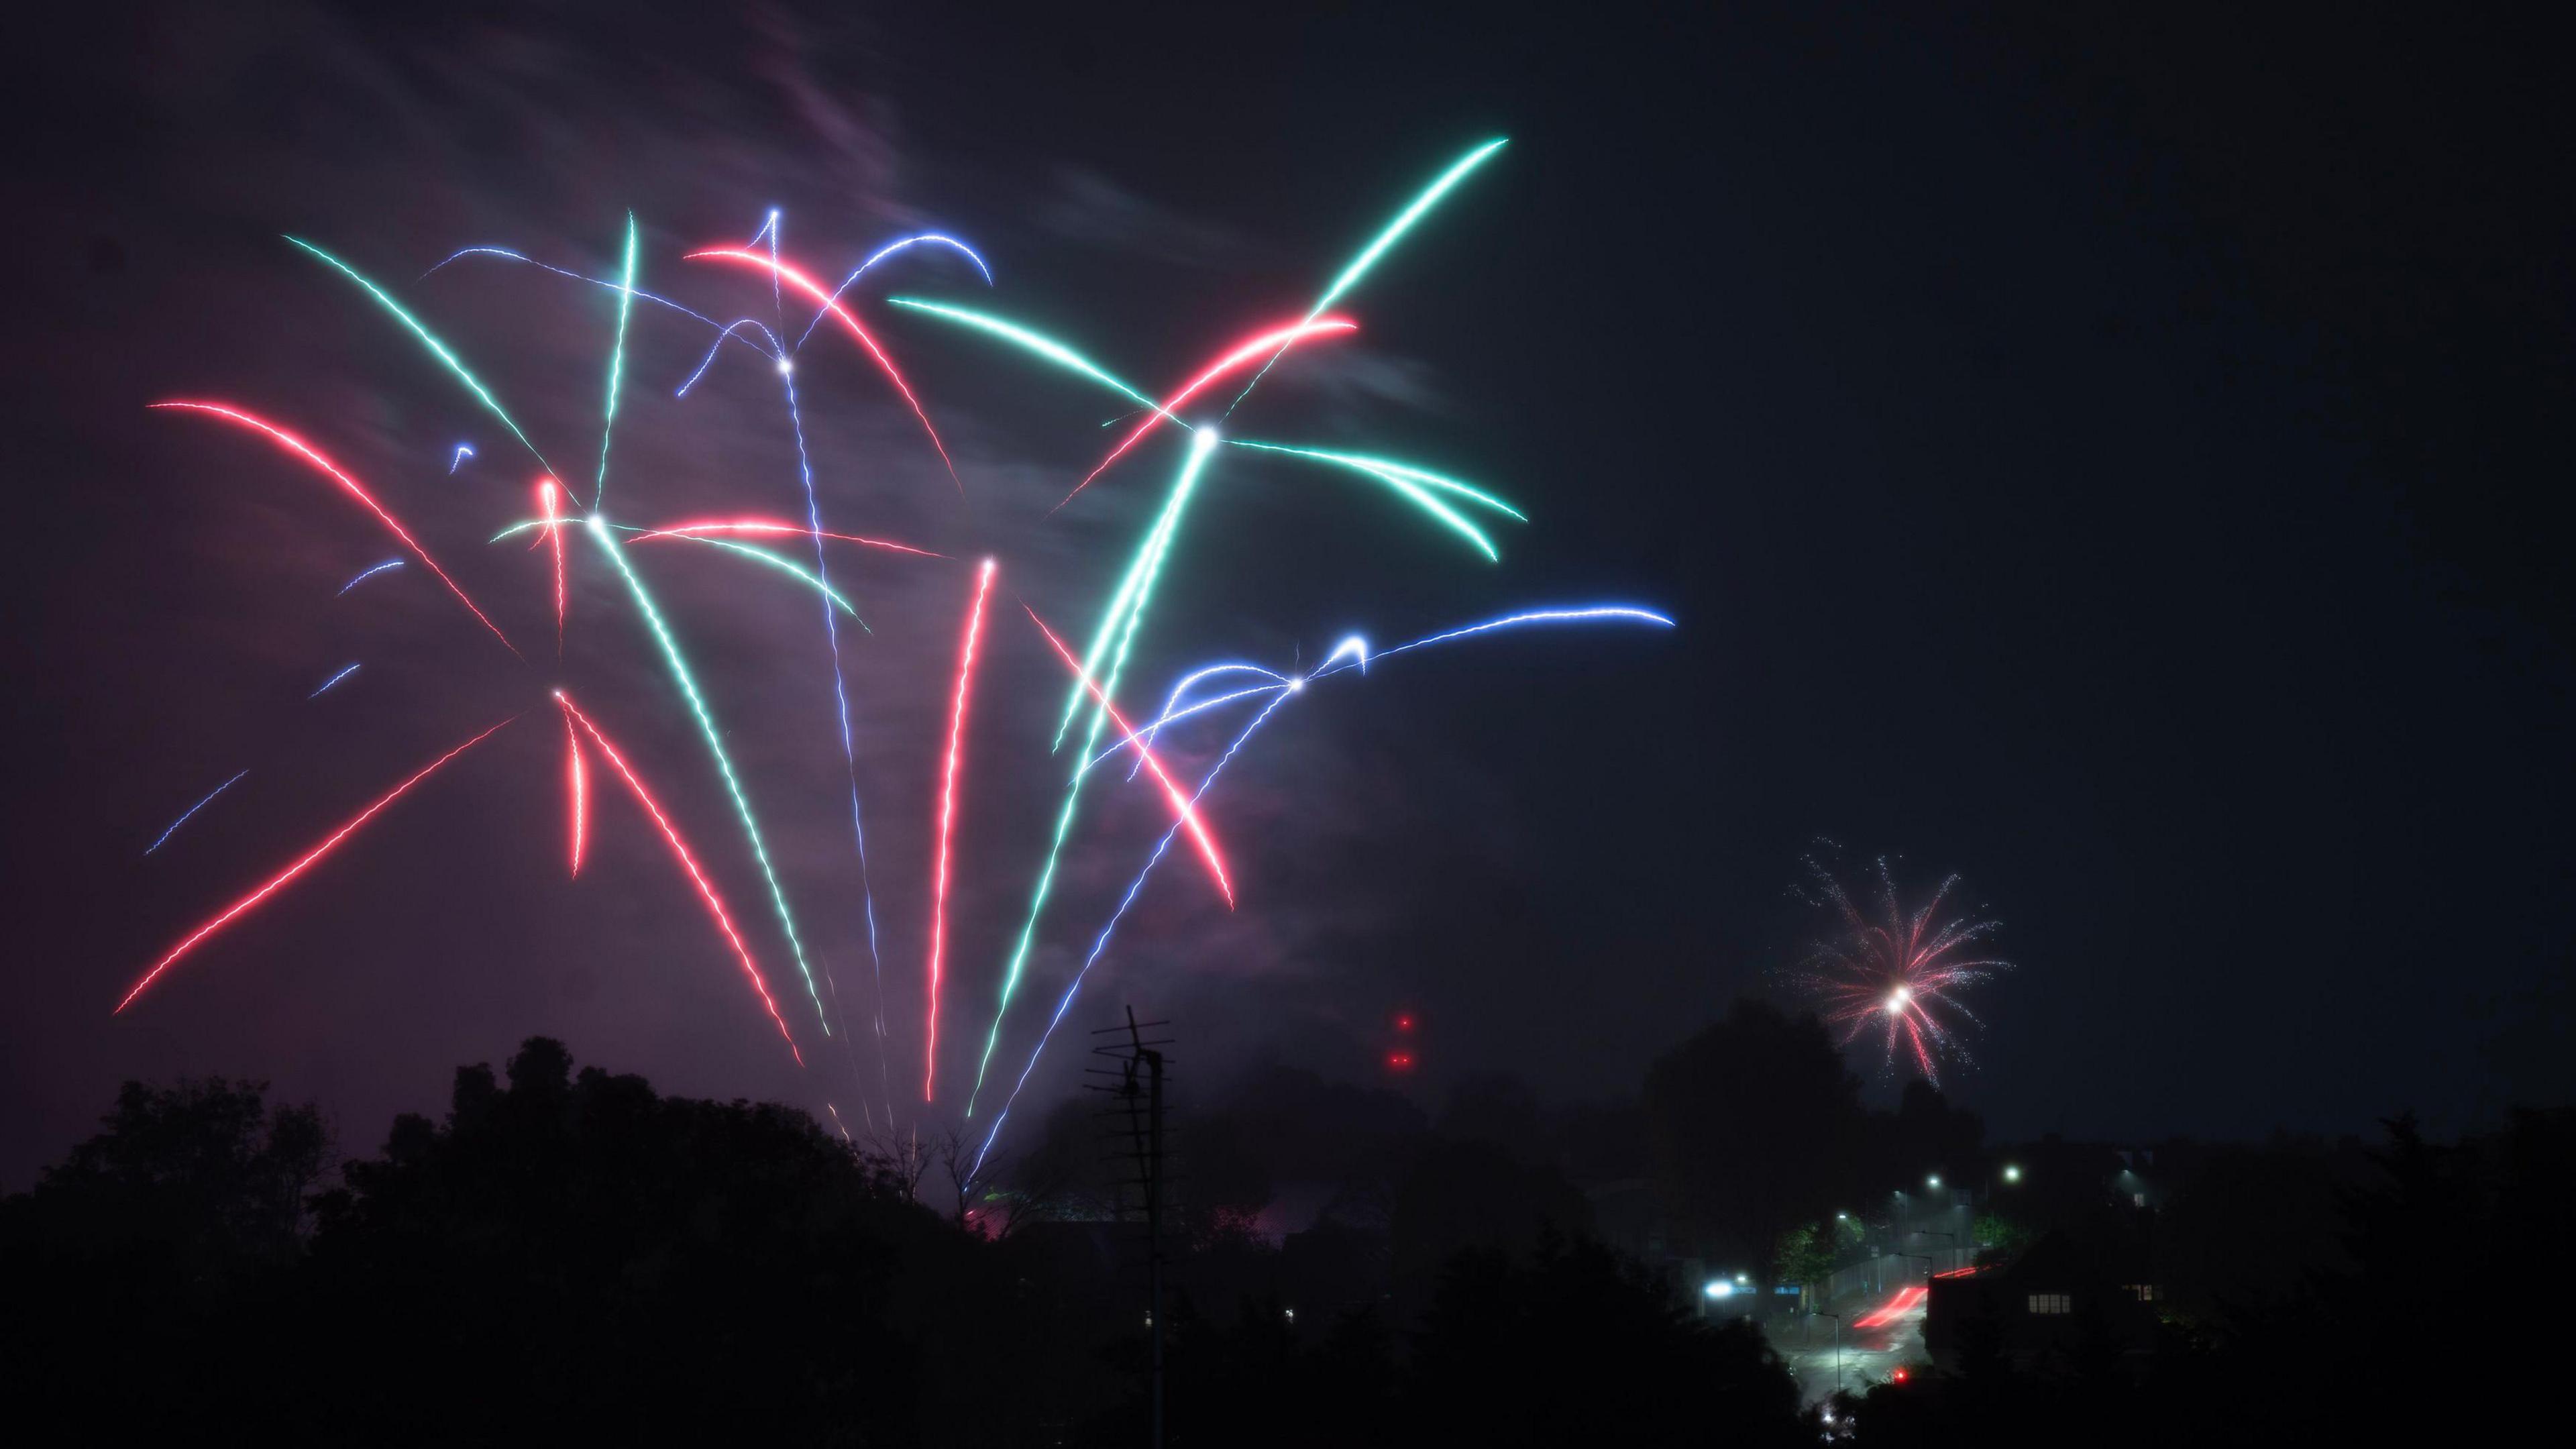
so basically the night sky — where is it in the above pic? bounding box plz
[5,3,2570,1185]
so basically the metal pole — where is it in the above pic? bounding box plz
[1146,1039,1164,1449]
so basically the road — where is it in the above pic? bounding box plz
[1764,1285,1927,1405]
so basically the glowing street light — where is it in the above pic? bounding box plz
[1703,1280,1736,1299]
[1926,1174,1942,1189]
[2002,1164,2022,1184]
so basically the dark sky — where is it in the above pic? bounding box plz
[5,3,2570,1185]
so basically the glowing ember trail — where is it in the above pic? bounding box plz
[1059,318,1355,508]
[152,402,519,655]
[554,694,802,1065]
[584,517,831,1036]
[282,237,551,471]
[975,600,1675,1167]
[633,519,945,558]
[884,298,1172,420]
[306,663,362,699]
[924,558,997,1102]
[1022,603,1234,908]
[976,429,1222,1112]
[115,718,515,1013]
[1055,425,1224,745]
[682,247,958,485]
[537,478,567,649]
[1226,137,1509,414]
[335,559,405,596]
[561,706,588,878]
[144,769,250,857]
[592,213,637,512]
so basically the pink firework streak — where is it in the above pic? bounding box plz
[1791,854,2010,1086]
[631,518,947,559]
[561,704,588,877]
[681,248,959,486]
[537,477,568,650]
[153,402,520,655]
[1022,603,1236,908]
[1058,317,1357,509]
[924,558,997,1102]
[553,692,802,1067]
[115,718,517,1013]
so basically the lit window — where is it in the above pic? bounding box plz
[2128,1284,2157,1302]
[2027,1293,2072,1315]
[2133,1192,2147,1208]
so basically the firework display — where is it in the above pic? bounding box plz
[119,136,1678,1155]
[1789,850,2012,1085]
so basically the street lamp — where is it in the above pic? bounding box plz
[1925,1174,1942,1189]
[1813,1310,1843,1393]
[2001,1164,2021,1185]
[1915,1229,1960,1275]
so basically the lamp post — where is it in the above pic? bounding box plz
[1916,1229,1960,1275]
[1814,1310,1843,1394]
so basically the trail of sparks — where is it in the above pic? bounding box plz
[979,601,1676,1163]
[884,298,1172,418]
[592,213,638,513]
[1055,426,1224,746]
[1226,137,1509,415]
[562,705,587,877]
[1022,604,1234,907]
[115,718,514,1013]
[1059,319,1354,508]
[144,769,250,856]
[1232,439,1526,520]
[448,445,474,473]
[647,535,871,626]
[335,559,405,596]
[676,319,786,397]
[538,478,567,651]
[283,237,550,470]
[153,402,519,656]
[1228,440,1508,561]
[924,559,997,1102]
[1315,606,1674,672]
[584,518,830,1036]
[976,689,1293,1174]
[976,430,1222,1112]
[306,663,362,698]
[782,360,894,1122]
[800,235,994,350]
[554,693,802,1065]
[683,248,958,486]
[633,519,945,559]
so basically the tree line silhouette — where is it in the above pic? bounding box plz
[6,1006,2556,1442]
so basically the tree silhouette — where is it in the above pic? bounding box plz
[1642,998,1868,1267]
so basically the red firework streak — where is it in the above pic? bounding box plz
[552,692,802,1066]
[1020,603,1235,907]
[115,718,517,1012]
[632,518,947,559]
[537,478,568,651]
[680,248,959,486]
[561,704,588,877]
[924,559,997,1101]
[1057,317,1358,509]
[150,402,519,656]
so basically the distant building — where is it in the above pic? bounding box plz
[1925,1227,2157,1376]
